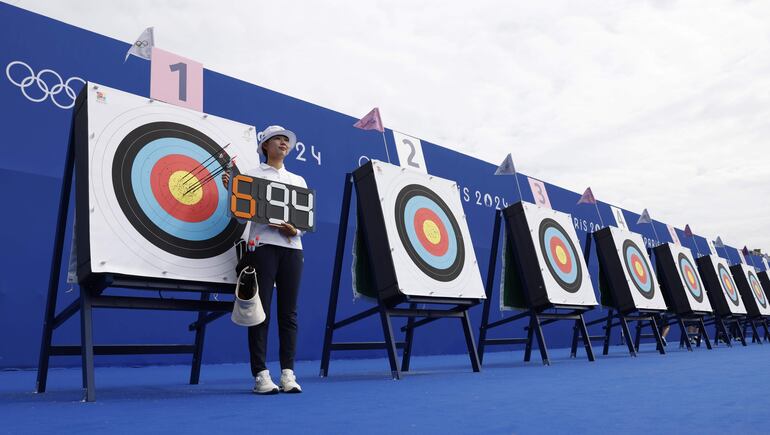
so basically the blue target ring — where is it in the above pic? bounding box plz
[622,239,654,299]
[542,226,578,284]
[112,121,244,259]
[677,253,704,303]
[402,196,458,270]
[131,137,230,241]
[717,263,740,306]
[538,218,582,293]
[394,184,465,282]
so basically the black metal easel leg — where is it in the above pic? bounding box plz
[477,210,502,365]
[576,315,595,361]
[319,174,353,378]
[634,320,643,352]
[532,312,550,365]
[698,318,712,350]
[618,316,636,357]
[379,307,400,380]
[461,310,481,372]
[569,324,579,358]
[523,311,535,363]
[747,320,761,344]
[602,310,614,356]
[189,292,210,385]
[36,123,76,394]
[400,303,416,372]
[735,319,747,346]
[717,318,731,348]
[79,288,95,402]
[679,318,692,352]
[649,317,665,355]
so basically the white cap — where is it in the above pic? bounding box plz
[257,125,296,155]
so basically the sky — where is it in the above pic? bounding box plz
[10,0,770,254]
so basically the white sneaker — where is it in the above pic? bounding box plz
[253,370,279,395]
[280,369,302,393]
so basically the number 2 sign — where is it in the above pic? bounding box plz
[150,47,203,111]
[393,131,427,174]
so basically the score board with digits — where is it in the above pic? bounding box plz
[230,174,316,232]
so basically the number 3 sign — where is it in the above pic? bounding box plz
[527,177,551,209]
[150,47,203,111]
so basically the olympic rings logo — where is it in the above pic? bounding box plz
[5,61,85,109]
[134,40,149,47]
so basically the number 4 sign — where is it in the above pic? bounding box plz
[150,47,203,111]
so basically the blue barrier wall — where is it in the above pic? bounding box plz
[0,3,764,369]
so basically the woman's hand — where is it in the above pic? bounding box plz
[269,222,298,237]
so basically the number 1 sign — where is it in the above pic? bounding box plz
[150,47,203,111]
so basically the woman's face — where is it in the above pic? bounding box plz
[262,135,291,161]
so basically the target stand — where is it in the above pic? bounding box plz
[320,163,486,379]
[572,227,667,357]
[35,85,258,401]
[696,255,748,347]
[651,244,713,352]
[731,264,770,344]
[477,205,596,366]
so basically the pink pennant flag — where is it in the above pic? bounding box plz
[684,224,693,238]
[353,107,384,133]
[576,187,596,205]
[742,246,750,257]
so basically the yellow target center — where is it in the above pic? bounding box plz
[634,262,645,277]
[422,220,442,245]
[555,246,567,265]
[168,171,202,205]
[686,270,695,285]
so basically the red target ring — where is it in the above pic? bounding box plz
[630,254,648,285]
[413,208,449,257]
[549,237,573,274]
[149,154,218,223]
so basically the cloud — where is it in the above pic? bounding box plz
[17,0,770,251]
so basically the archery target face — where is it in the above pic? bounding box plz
[667,243,712,313]
[522,203,597,306]
[369,161,485,299]
[706,255,746,315]
[608,227,667,311]
[85,83,260,283]
[748,269,769,312]
[733,264,770,316]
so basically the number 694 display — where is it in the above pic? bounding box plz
[230,174,316,232]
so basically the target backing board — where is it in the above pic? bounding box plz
[730,264,770,317]
[695,255,747,316]
[351,161,485,302]
[502,202,597,309]
[652,243,712,315]
[73,83,260,284]
[593,226,667,313]
[758,271,770,311]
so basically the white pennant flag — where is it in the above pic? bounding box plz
[125,27,154,61]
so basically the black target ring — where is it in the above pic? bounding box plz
[677,253,704,303]
[622,239,655,300]
[538,218,583,293]
[112,121,244,259]
[394,184,465,282]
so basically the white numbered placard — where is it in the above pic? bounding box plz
[393,131,427,174]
